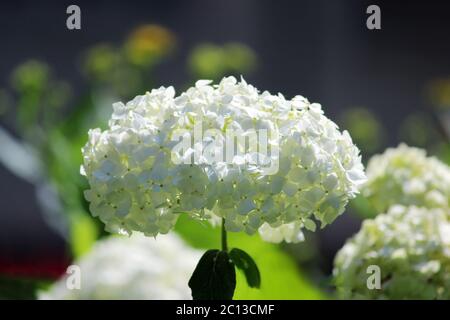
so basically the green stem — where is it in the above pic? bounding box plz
[221,218,228,252]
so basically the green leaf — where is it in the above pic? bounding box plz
[175,214,326,299]
[188,249,236,300]
[229,248,261,288]
[70,212,99,258]
[350,193,379,219]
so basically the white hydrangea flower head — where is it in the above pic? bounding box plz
[333,205,450,299]
[363,144,450,212]
[39,233,201,300]
[81,76,365,241]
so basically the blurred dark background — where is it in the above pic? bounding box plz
[1,0,450,278]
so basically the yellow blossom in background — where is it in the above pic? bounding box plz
[124,24,176,67]
[427,78,450,110]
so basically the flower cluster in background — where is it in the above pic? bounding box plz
[40,233,201,300]
[334,143,450,299]
[363,144,450,213]
[334,205,450,299]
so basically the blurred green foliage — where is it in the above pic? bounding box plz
[11,60,71,135]
[83,44,121,83]
[399,112,441,148]
[0,25,181,263]
[349,194,378,219]
[188,43,257,81]
[0,276,51,300]
[339,107,385,157]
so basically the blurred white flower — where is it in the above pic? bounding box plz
[333,205,450,299]
[81,76,365,242]
[39,233,201,300]
[363,144,450,212]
